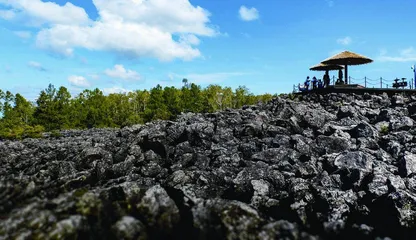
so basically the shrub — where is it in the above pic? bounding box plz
[24,125,45,138]
[380,125,389,135]
[50,130,62,138]
[0,124,44,140]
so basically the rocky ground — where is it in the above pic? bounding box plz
[1,92,416,239]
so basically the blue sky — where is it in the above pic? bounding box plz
[1,0,416,100]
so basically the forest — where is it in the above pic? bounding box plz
[0,81,275,139]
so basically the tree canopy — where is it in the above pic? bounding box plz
[0,83,275,139]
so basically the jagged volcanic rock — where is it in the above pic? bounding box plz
[1,92,416,239]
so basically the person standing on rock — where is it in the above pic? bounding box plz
[312,77,318,89]
[318,79,323,88]
[304,76,310,90]
[323,70,330,87]
[338,69,343,84]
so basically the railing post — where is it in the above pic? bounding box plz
[332,76,335,85]
[349,76,351,84]
[380,77,382,88]
[364,77,367,88]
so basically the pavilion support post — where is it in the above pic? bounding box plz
[345,65,348,85]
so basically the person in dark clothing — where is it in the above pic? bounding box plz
[312,76,317,89]
[318,79,323,88]
[323,70,330,87]
[304,76,310,90]
[338,69,343,83]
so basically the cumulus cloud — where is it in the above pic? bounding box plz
[103,86,131,95]
[89,74,100,80]
[179,34,201,46]
[239,6,259,21]
[337,36,352,45]
[27,61,46,71]
[14,31,31,39]
[104,64,141,81]
[378,47,416,62]
[0,0,90,26]
[68,75,90,88]
[0,0,219,61]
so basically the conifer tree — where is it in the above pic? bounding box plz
[163,86,182,119]
[146,84,169,121]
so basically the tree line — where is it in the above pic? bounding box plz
[0,82,275,139]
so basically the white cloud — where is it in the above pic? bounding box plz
[337,37,352,45]
[104,64,141,81]
[89,74,100,80]
[14,30,31,39]
[68,75,90,88]
[0,0,90,26]
[103,86,131,95]
[35,18,204,61]
[239,6,259,21]
[27,61,46,71]
[179,34,201,46]
[378,47,416,62]
[0,0,218,61]
[92,0,215,35]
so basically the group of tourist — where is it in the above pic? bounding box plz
[299,69,343,91]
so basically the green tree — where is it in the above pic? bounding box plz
[221,87,234,110]
[68,92,88,128]
[67,89,108,129]
[163,86,182,119]
[107,93,131,127]
[182,83,203,113]
[2,91,14,118]
[202,84,222,112]
[54,86,72,128]
[34,84,61,130]
[0,89,4,114]
[182,78,188,88]
[128,90,150,123]
[0,93,43,139]
[12,93,34,125]
[146,85,169,121]
[233,85,250,108]
[82,88,108,128]
[257,93,274,104]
